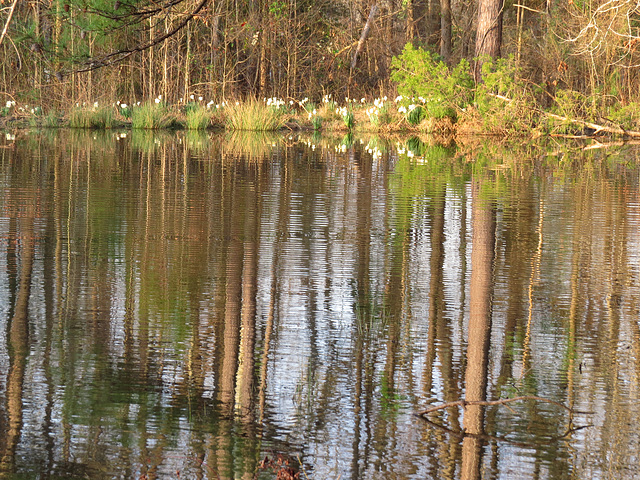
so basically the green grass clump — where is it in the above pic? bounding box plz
[132,102,177,129]
[311,114,322,131]
[68,106,115,129]
[225,100,285,131]
[43,110,60,127]
[185,105,212,130]
[407,105,426,125]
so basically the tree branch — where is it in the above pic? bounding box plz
[0,0,19,49]
[71,0,209,74]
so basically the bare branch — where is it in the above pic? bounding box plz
[71,0,209,74]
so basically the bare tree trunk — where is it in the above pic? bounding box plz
[406,0,416,41]
[0,0,18,49]
[474,0,503,81]
[440,0,452,63]
[351,3,379,71]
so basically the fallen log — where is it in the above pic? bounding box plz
[488,93,640,137]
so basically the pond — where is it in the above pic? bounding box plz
[1,129,639,479]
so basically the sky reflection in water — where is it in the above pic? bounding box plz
[0,130,639,479]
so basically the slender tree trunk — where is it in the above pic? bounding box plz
[0,0,19,49]
[351,3,379,71]
[183,23,191,101]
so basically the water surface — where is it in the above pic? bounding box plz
[1,130,639,479]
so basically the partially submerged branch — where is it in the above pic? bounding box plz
[544,111,640,137]
[489,93,640,137]
[415,395,594,417]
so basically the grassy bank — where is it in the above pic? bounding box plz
[3,57,640,139]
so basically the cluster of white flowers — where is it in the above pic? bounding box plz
[297,97,310,108]
[322,94,332,103]
[336,106,349,117]
[5,133,15,141]
[373,96,387,108]
[394,95,403,103]
[365,106,379,122]
[265,97,286,108]
[5,100,16,109]
[307,108,317,120]
[154,95,163,104]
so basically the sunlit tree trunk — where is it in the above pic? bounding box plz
[440,0,452,63]
[474,0,503,80]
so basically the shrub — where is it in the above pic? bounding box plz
[473,55,539,132]
[391,43,474,119]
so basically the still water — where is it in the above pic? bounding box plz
[0,129,639,479]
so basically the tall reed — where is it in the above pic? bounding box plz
[132,102,177,129]
[68,106,115,129]
[225,101,285,131]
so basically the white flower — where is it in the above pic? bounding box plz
[120,103,127,109]
[198,96,203,101]
[190,94,195,100]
